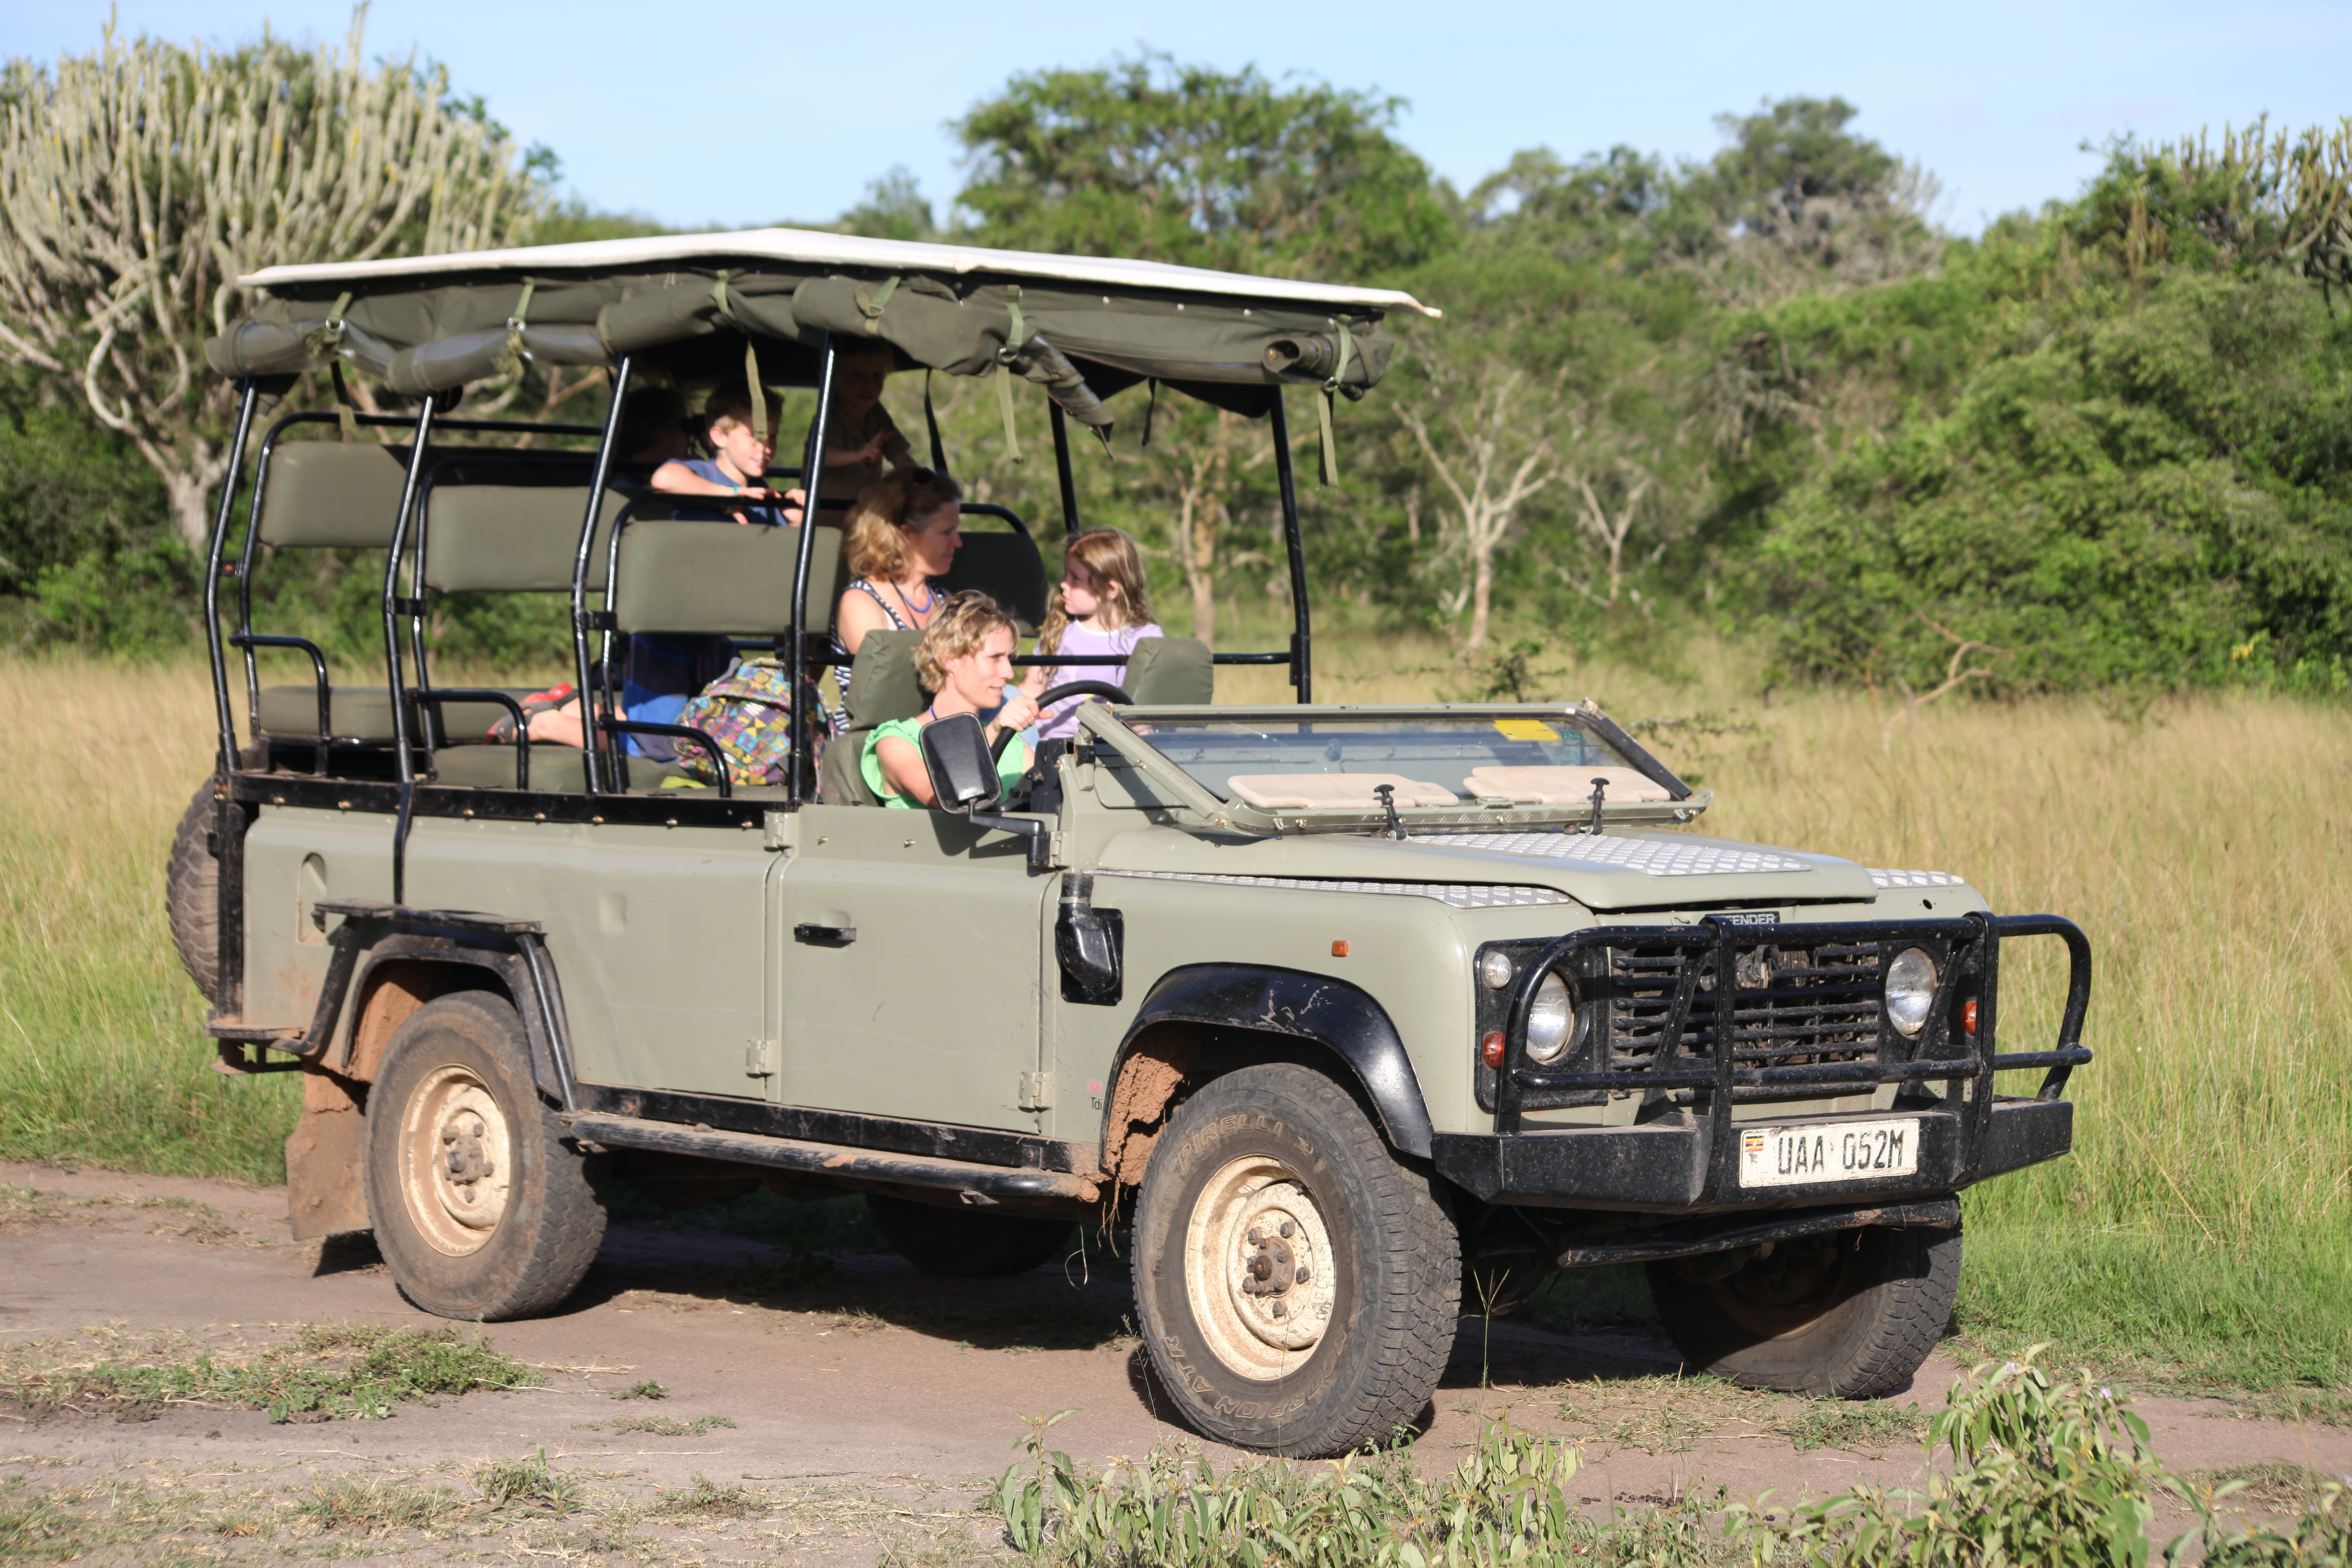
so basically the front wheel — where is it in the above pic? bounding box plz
[1645,1216,1960,1398]
[366,992,606,1320]
[1132,1064,1459,1457]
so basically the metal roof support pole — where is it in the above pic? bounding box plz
[572,356,634,796]
[382,392,441,905]
[1049,402,1080,536]
[1269,390,1313,702]
[203,379,260,777]
[789,335,838,807]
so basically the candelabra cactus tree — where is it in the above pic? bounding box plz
[0,15,548,547]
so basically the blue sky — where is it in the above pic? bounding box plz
[11,0,2348,237]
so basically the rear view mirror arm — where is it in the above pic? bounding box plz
[969,810,1053,871]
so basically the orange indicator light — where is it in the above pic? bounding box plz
[1480,1032,1506,1069]
[1331,940,1350,957]
[1961,999,1979,1036]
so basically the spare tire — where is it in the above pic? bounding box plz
[165,779,224,1005]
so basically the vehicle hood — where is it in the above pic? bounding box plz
[1094,827,1883,911]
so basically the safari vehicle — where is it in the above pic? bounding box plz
[172,229,2092,1458]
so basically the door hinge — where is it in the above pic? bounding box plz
[745,1038,777,1078]
[1017,1070,1053,1111]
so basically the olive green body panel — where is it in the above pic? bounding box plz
[775,805,1046,1131]
[240,808,389,1027]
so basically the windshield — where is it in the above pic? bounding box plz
[1123,712,1668,807]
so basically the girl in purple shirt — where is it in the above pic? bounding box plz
[1022,527,1161,742]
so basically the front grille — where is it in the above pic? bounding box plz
[1606,941,1884,1081]
[1473,921,1984,1114]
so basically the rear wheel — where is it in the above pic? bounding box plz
[864,1194,1073,1277]
[366,992,606,1319]
[1645,1217,1960,1397]
[165,779,222,1005]
[1132,1065,1459,1458]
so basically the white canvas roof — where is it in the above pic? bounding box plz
[240,226,1442,317]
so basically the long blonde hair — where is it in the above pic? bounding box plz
[844,467,963,582]
[1036,527,1154,658]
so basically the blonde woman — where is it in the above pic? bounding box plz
[1021,527,1161,741]
[863,592,1041,809]
[830,467,963,725]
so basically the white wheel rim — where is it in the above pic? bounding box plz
[1182,1156,1338,1381]
[398,1064,513,1256]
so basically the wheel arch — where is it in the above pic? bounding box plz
[1099,963,1434,1191]
[286,922,577,1243]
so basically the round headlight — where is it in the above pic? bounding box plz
[1525,973,1575,1063]
[1479,950,1516,990]
[1884,947,1937,1037]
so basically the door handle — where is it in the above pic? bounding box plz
[793,923,856,946]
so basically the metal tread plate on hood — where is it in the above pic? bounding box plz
[1413,833,1811,876]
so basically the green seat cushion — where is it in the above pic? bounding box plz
[821,726,882,805]
[1124,636,1214,705]
[430,743,686,792]
[842,629,927,727]
[257,685,533,743]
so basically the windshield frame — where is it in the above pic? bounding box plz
[1075,702,1702,836]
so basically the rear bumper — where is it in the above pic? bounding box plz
[1432,1096,2072,1213]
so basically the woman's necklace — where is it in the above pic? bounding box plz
[897,578,937,616]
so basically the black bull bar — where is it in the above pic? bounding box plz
[1431,913,2093,1251]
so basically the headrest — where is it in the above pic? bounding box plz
[938,530,1047,631]
[611,521,794,636]
[843,629,926,727]
[423,486,628,593]
[1124,636,1213,705]
[257,441,411,547]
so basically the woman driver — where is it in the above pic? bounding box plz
[862,592,1041,809]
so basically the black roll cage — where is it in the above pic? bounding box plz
[203,338,1320,815]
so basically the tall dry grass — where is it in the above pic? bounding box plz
[1,640,2344,1388]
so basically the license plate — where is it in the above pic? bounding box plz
[1738,1119,1919,1188]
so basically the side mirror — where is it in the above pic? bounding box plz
[918,712,1001,814]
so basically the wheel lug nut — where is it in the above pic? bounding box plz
[1246,1229,1262,1245]
[1296,1266,1310,1283]
[1270,1301,1286,1318]
[1279,1220,1295,1239]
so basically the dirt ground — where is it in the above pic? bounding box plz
[3,1161,2343,1564]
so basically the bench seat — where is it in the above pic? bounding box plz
[430,743,689,792]
[257,685,534,744]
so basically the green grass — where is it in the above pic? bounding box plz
[2,645,2346,1400]
[0,1322,542,1423]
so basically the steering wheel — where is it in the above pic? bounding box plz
[992,680,1134,759]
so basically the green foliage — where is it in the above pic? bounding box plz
[2,1323,542,1423]
[294,1477,464,1532]
[838,166,939,242]
[0,371,173,589]
[1743,256,2352,692]
[472,1446,580,1512]
[954,51,1453,279]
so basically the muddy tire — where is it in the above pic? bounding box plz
[365,992,606,1320]
[165,779,224,1006]
[865,1194,1073,1278]
[1646,1217,1960,1398]
[1132,1064,1459,1458]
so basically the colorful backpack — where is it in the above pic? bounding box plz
[672,658,828,788]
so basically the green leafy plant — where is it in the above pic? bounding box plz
[472,1446,578,1513]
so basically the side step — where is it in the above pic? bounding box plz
[567,1113,1101,1209]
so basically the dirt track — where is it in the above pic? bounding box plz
[3,1160,2344,1563]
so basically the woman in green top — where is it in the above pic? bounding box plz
[863,591,1042,809]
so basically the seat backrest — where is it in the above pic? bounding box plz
[610,521,843,636]
[1124,636,1214,705]
[940,531,1047,630]
[821,726,883,806]
[843,629,926,727]
[423,486,629,593]
[257,441,413,548]
[256,441,601,550]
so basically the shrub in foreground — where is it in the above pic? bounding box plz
[995,1354,2348,1566]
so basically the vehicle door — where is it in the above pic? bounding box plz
[776,803,1047,1130]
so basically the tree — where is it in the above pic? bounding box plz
[838,167,937,243]
[954,52,1452,279]
[0,16,547,547]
